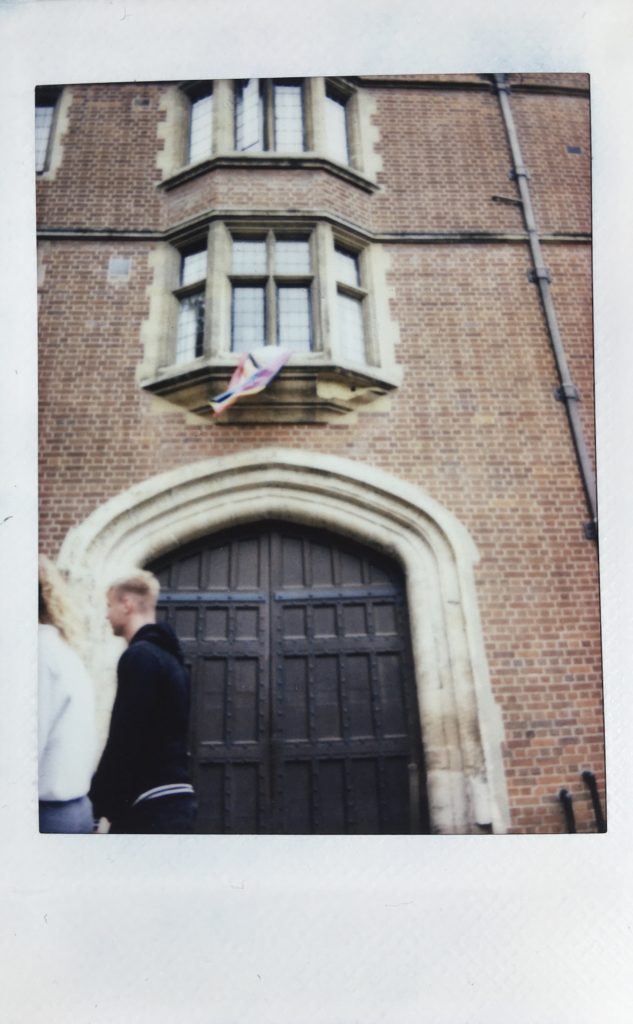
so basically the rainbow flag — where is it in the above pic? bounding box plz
[210,348,291,416]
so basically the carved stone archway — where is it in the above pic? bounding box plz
[59,448,510,834]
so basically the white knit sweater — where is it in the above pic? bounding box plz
[38,624,97,802]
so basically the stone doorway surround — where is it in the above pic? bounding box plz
[58,448,510,835]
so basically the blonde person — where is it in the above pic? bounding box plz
[38,556,97,833]
[89,570,196,834]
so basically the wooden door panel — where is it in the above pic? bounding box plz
[283,761,312,833]
[281,605,307,638]
[317,762,347,833]
[376,653,408,736]
[234,537,262,590]
[313,604,337,638]
[196,761,266,834]
[197,657,227,744]
[349,759,381,833]
[313,655,343,740]
[310,542,335,587]
[382,758,411,832]
[206,545,230,590]
[197,764,224,832]
[169,552,202,590]
[345,654,375,739]
[282,656,310,741]
[150,523,428,834]
[203,606,230,641]
[279,535,305,587]
[232,658,260,743]
[171,604,198,641]
[230,763,261,833]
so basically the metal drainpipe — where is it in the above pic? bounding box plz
[493,73,597,539]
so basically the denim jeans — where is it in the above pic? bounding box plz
[39,795,94,833]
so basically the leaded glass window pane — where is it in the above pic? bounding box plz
[337,292,365,363]
[335,247,360,288]
[275,239,310,275]
[188,91,213,163]
[232,286,265,352]
[278,287,311,351]
[35,105,55,172]
[232,240,267,274]
[236,79,264,152]
[325,94,349,164]
[273,84,304,153]
[181,249,208,286]
[176,292,205,363]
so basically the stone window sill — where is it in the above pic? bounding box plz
[140,357,400,424]
[158,154,378,195]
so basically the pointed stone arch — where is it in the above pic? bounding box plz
[59,448,510,834]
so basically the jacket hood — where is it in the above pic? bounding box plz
[130,622,185,663]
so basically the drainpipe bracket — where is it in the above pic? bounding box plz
[555,383,580,402]
[509,166,530,181]
[491,194,523,207]
[583,520,598,542]
[528,266,551,284]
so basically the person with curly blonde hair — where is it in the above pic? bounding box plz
[38,555,96,833]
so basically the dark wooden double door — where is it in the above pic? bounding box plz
[150,523,428,834]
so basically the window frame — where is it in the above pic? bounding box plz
[35,87,62,174]
[229,231,315,353]
[234,78,306,154]
[185,84,214,165]
[333,243,369,365]
[173,242,208,364]
[160,78,378,194]
[324,82,352,165]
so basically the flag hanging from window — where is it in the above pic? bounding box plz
[210,347,291,416]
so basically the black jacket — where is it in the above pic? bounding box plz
[90,622,192,822]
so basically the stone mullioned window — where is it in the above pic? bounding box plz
[157,77,378,195]
[139,216,401,423]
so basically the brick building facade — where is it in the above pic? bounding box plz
[36,73,603,835]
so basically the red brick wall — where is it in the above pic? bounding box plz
[371,87,521,233]
[511,90,592,235]
[37,75,601,834]
[36,83,166,231]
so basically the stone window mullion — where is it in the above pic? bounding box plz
[316,222,336,360]
[302,77,317,152]
[308,78,327,155]
[358,247,378,367]
[208,222,230,356]
[214,80,234,153]
[308,228,324,354]
[263,81,275,151]
[266,230,276,345]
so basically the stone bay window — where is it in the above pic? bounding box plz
[161,77,374,185]
[141,219,401,422]
[145,77,390,421]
